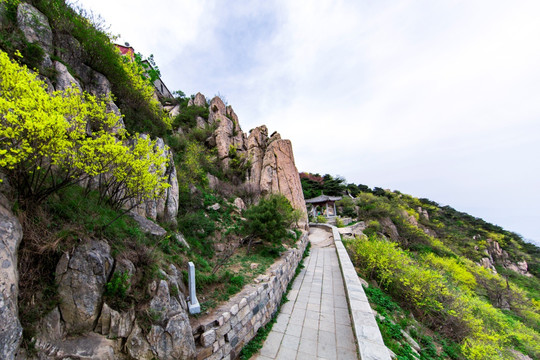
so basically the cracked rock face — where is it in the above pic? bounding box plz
[55,239,114,333]
[246,128,307,225]
[0,202,23,360]
[17,3,53,54]
[131,136,179,226]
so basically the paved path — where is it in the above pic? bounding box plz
[255,227,358,360]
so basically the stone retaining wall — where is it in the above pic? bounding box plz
[191,232,309,360]
[311,224,391,360]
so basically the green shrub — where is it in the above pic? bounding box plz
[105,271,131,298]
[242,194,295,245]
[32,0,170,136]
[172,105,209,130]
[363,219,381,237]
[315,215,327,223]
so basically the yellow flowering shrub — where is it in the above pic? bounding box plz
[347,234,540,359]
[0,50,168,206]
[118,52,171,130]
[423,253,477,291]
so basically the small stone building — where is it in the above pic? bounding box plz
[305,194,342,218]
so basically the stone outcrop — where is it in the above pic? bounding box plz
[193,92,206,107]
[478,238,531,276]
[259,135,307,220]
[54,61,82,91]
[0,199,23,360]
[380,217,400,241]
[132,136,179,226]
[128,212,167,237]
[33,250,195,359]
[247,126,308,225]
[36,332,120,360]
[124,269,195,359]
[338,221,366,239]
[184,94,308,225]
[417,206,429,221]
[17,3,53,54]
[245,125,269,187]
[207,96,247,168]
[55,239,114,333]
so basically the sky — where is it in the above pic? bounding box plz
[75,0,540,245]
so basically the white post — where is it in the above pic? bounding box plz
[188,262,201,314]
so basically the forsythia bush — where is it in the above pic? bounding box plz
[0,50,169,206]
[118,52,171,130]
[348,235,540,359]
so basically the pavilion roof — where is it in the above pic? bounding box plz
[305,195,342,203]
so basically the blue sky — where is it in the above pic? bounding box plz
[77,0,540,245]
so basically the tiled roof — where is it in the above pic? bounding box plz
[305,195,342,203]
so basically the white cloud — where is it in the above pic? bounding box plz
[76,0,540,242]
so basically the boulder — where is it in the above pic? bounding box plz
[54,61,82,91]
[478,257,497,273]
[417,206,429,221]
[55,33,84,68]
[33,307,65,355]
[147,313,196,360]
[55,239,114,333]
[96,303,135,339]
[401,330,420,352]
[126,323,153,359]
[128,213,167,237]
[141,280,195,359]
[338,221,366,239]
[196,116,207,129]
[165,104,181,118]
[131,137,179,225]
[17,3,53,54]
[35,332,119,360]
[379,217,400,241]
[174,233,190,249]
[233,197,246,212]
[0,201,23,359]
[207,203,221,211]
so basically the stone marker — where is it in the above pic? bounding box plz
[188,262,201,314]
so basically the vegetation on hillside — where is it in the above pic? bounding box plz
[0,0,304,353]
[300,172,540,359]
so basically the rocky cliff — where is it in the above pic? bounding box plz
[0,2,308,359]
[190,94,308,226]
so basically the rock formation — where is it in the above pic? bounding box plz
[0,198,23,360]
[55,239,114,333]
[190,94,308,224]
[246,127,308,225]
[17,3,53,54]
[2,3,310,358]
[479,238,532,276]
[131,136,180,226]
